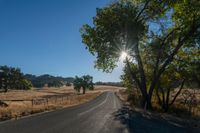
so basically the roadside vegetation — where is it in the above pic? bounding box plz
[81,0,200,119]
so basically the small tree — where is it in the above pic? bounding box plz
[66,82,71,86]
[73,75,94,94]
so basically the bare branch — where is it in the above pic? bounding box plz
[170,79,185,106]
[149,28,180,94]
[135,0,151,21]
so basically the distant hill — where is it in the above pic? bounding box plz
[24,74,74,88]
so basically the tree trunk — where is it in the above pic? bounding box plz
[4,85,8,93]
[156,88,162,106]
[146,96,152,110]
[141,94,152,110]
[83,87,86,94]
[126,58,150,109]
[170,79,185,106]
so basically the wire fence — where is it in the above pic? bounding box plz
[0,92,100,121]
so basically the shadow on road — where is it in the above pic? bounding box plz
[113,106,193,133]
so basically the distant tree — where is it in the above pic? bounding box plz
[73,75,94,94]
[95,81,123,87]
[48,80,63,88]
[0,66,32,92]
[18,79,32,90]
[65,82,71,86]
[82,75,94,94]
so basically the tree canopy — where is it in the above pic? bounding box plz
[0,66,32,92]
[73,75,94,94]
[81,0,200,110]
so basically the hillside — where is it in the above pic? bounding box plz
[24,74,74,88]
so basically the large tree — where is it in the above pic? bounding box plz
[73,75,94,94]
[81,0,200,109]
[0,66,32,92]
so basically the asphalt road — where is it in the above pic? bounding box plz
[0,92,127,133]
[0,92,190,133]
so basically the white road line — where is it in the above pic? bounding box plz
[78,93,109,116]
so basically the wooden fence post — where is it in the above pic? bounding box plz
[47,98,48,106]
[32,99,34,107]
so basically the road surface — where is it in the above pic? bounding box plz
[0,92,190,133]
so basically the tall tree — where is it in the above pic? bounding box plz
[81,0,200,109]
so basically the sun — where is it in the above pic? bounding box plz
[120,51,128,61]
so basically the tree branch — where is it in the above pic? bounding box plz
[148,23,197,99]
[150,28,180,95]
[166,87,170,106]
[155,82,162,106]
[170,79,185,106]
[135,0,151,21]
[134,43,147,94]
[160,87,165,105]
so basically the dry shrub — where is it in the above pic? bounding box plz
[151,88,200,118]
[0,108,12,121]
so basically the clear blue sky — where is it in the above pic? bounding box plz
[0,0,123,82]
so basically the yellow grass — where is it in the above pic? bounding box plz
[0,85,121,121]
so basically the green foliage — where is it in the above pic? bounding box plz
[0,66,32,92]
[121,63,138,91]
[81,0,200,110]
[73,75,94,94]
[73,76,83,92]
[174,46,200,88]
[48,81,63,88]
[81,1,147,72]
[65,82,72,86]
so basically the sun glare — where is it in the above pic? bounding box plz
[120,51,128,61]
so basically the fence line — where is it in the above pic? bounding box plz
[0,94,81,108]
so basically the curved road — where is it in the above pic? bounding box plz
[0,92,189,133]
[0,92,126,133]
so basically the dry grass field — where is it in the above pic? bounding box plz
[0,86,121,121]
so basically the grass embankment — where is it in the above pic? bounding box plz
[0,86,119,121]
